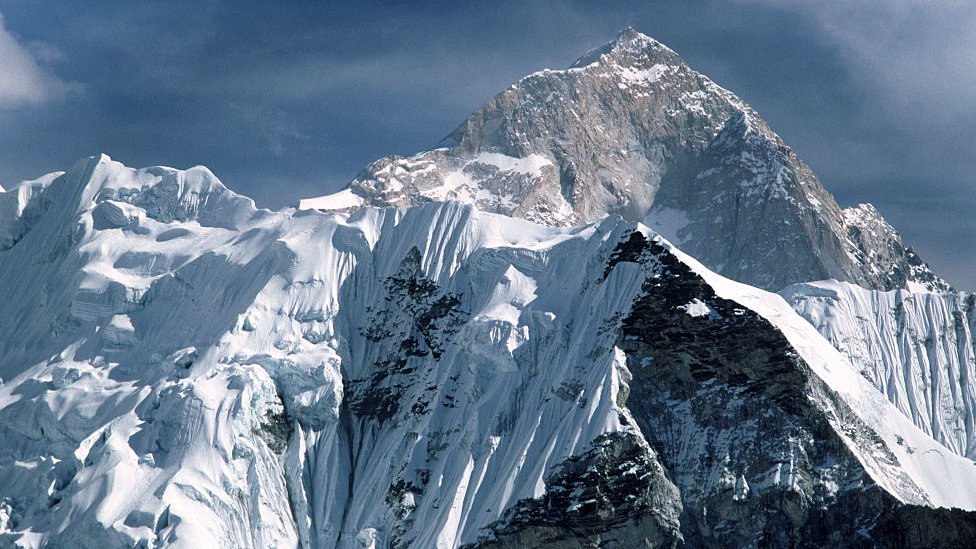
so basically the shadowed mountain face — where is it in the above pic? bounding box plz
[330,29,946,293]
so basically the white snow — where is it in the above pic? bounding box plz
[642,206,690,246]
[680,298,714,318]
[471,152,552,176]
[297,188,365,211]
[782,279,976,461]
[616,64,671,86]
[419,152,552,209]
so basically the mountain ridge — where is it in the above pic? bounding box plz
[1,154,975,547]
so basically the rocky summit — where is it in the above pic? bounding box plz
[315,28,947,293]
[1,29,975,548]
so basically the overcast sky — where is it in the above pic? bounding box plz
[0,1,973,288]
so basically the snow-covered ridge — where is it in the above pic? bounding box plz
[2,155,976,547]
[332,150,566,225]
[666,248,976,509]
[568,27,678,70]
[297,188,364,212]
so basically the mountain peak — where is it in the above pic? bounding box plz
[570,27,681,70]
[313,30,946,293]
[612,26,667,52]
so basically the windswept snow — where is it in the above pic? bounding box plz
[783,279,976,460]
[297,188,364,211]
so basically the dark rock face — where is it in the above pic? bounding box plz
[465,432,683,549]
[258,401,292,455]
[841,203,953,292]
[649,111,854,291]
[870,504,976,548]
[601,231,976,547]
[350,246,468,424]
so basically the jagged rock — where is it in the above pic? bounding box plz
[466,432,683,548]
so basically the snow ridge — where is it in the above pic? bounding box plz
[783,280,976,459]
[1,155,976,547]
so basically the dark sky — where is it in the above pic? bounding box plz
[1,1,973,289]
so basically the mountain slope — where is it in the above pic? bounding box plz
[1,156,975,547]
[783,280,976,460]
[304,28,945,293]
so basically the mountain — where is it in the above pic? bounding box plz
[1,155,975,548]
[4,30,976,549]
[303,27,976,465]
[306,28,947,293]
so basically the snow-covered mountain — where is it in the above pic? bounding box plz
[1,155,975,548]
[3,29,976,549]
[306,28,946,293]
[304,27,975,463]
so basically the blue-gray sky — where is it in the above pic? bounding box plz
[1,1,973,289]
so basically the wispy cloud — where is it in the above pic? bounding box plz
[0,12,77,109]
[739,0,976,124]
[233,103,307,157]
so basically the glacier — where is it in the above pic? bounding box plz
[783,280,976,460]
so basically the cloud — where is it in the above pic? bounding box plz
[0,12,75,109]
[739,0,976,124]
[233,103,308,157]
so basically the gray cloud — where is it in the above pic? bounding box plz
[749,1,976,121]
[0,12,76,109]
[233,103,308,157]
[731,0,976,288]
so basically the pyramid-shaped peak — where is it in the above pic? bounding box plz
[570,27,682,70]
[615,27,662,47]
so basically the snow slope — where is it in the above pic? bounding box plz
[1,155,975,547]
[0,155,659,547]
[675,252,976,509]
[783,280,976,459]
